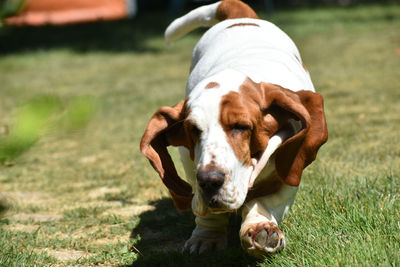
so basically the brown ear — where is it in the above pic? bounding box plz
[261,84,328,186]
[140,100,193,211]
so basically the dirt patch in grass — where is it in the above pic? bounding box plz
[79,152,110,165]
[11,213,62,222]
[90,235,130,246]
[47,232,70,241]
[0,191,57,216]
[88,186,121,199]
[1,191,51,205]
[5,223,40,233]
[41,248,93,261]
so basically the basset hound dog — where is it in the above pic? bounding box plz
[140,0,328,257]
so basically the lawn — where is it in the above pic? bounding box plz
[0,4,399,266]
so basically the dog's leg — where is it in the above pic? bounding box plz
[240,185,298,257]
[179,147,229,254]
[183,211,229,254]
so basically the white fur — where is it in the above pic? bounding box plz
[186,70,254,215]
[167,2,316,255]
[165,1,220,43]
[187,18,314,94]
[241,185,298,226]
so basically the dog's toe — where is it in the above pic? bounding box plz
[264,228,280,249]
[241,221,285,257]
[183,228,226,254]
[254,228,268,247]
[183,236,226,254]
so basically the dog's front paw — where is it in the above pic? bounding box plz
[183,226,227,254]
[240,221,285,257]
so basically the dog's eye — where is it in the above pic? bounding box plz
[191,125,202,136]
[230,124,251,132]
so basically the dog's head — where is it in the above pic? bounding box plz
[140,71,327,216]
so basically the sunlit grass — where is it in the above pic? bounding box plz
[0,4,399,266]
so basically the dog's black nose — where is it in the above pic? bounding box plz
[196,170,225,193]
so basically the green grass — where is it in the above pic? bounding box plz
[0,4,399,266]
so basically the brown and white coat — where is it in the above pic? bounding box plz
[140,0,328,257]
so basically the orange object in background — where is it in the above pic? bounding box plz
[5,0,137,26]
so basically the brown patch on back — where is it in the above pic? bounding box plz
[302,62,308,72]
[216,0,259,21]
[226,23,260,29]
[205,82,220,89]
[294,54,309,72]
[226,22,260,29]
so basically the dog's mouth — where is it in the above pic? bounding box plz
[205,199,236,214]
[198,184,246,213]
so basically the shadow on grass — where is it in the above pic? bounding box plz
[0,200,8,219]
[0,13,172,55]
[130,198,259,267]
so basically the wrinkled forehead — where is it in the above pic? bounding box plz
[187,89,227,124]
[186,70,247,123]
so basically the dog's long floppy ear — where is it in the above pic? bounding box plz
[140,100,193,211]
[261,83,328,186]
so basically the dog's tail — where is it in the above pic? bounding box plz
[165,0,258,43]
